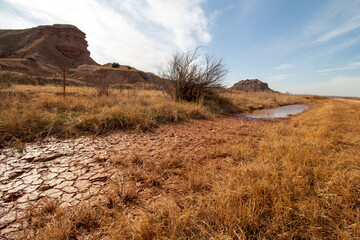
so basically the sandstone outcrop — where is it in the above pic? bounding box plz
[0,24,98,74]
[230,79,274,92]
[69,65,161,85]
[0,24,163,85]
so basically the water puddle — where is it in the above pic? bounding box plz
[241,105,309,119]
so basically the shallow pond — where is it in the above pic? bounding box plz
[241,104,309,119]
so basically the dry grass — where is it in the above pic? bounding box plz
[0,85,211,147]
[23,199,106,240]
[23,99,360,239]
[141,100,359,239]
[0,85,311,147]
[224,90,317,111]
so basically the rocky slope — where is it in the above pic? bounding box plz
[69,65,161,85]
[230,79,274,92]
[0,24,98,74]
[0,24,161,85]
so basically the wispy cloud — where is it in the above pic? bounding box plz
[267,74,288,82]
[1,0,211,72]
[275,64,293,70]
[316,62,360,73]
[325,35,360,54]
[309,1,360,43]
[315,15,360,42]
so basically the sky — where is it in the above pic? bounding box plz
[1,0,360,97]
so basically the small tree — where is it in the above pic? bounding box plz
[160,48,227,102]
[112,62,120,68]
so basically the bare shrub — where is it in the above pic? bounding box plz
[160,48,227,102]
[94,78,111,96]
[93,71,116,96]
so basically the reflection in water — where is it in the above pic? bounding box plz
[243,105,309,119]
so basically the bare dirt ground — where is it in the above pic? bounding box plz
[334,98,360,104]
[0,116,274,239]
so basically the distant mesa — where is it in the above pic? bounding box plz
[230,79,274,92]
[0,24,161,85]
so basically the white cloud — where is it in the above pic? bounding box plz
[267,74,287,82]
[285,76,360,97]
[275,64,293,70]
[308,1,360,43]
[1,0,211,72]
[317,62,360,73]
[316,15,360,43]
[325,35,360,54]
[349,62,360,67]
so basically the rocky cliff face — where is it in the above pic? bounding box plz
[0,24,163,85]
[230,79,274,92]
[0,24,98,74]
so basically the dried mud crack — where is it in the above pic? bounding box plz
[0,117,272,239]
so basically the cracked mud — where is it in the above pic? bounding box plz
[0,136,116,238]
[0,117,268,239]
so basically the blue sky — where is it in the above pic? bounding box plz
[1,0,360,96]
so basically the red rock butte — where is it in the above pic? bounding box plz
[230,79,274,92]
[0,24,161,84]
[0,24,98,74]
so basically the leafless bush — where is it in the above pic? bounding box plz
[93,72,115,96]
[95,81,110,96]
[160,48,227,102]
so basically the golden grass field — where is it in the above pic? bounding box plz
[8,85,357,239]
[0,85,313,148]
[0,85,208,147]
